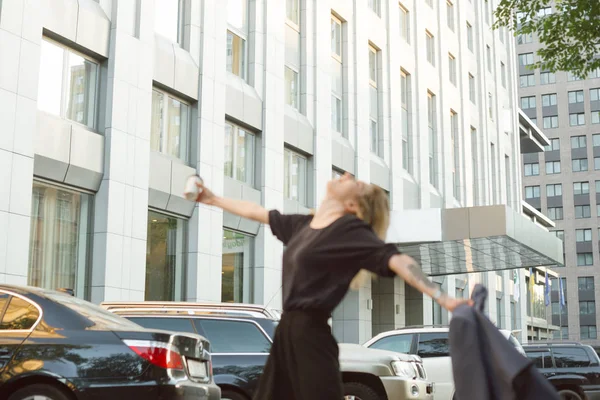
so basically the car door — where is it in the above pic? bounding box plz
[0,293,41,375]
[193,318,271,397]
[525,349,554,377]
[416,332,453,400]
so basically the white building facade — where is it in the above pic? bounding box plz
[0,0,562,344]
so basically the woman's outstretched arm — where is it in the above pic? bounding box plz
[193,181,269,224]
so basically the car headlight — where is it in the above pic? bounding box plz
[391,360,417,378]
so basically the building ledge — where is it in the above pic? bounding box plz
[522,201,555,229]
[519,109,550,153]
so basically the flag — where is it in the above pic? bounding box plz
[559,277,566,308]
[544,270,550,307]
[513,270,520,302]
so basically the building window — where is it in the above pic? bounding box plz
[222,229,254,303]
[471,127,479,205]
[554,230,564,241]
[543,116,558,129]
[595,157,600,170]
[467,22,474,52]
[331,16,343,135]
[524,163,540,176]
[451,111,460,200]
[545,161,560,174]
[401,71,412,174]
[575,205,591,219]
[486,45,492,73]
[447,1,455,31]
[596,180,600,193]
[428,92,438,188]
[224,122,256,186]
[469,74,476,104]
[399,4,410,43]
[519,53,534,67]
[591,88,600,101]
[499,26,505,44]
[573,182,590,195]
[426,0,433,8]
[368,0,380,15]
[38,39,99,130]
[286,0,299,25]
[581,326,598,339]
[530,118,537,125]
[577,253,594,266]
[546,184,562,197]
[520,74,535,88]
[285,67,300,109]
[501,62,507,88]
[569,90,585,104]
[592,111,600,124]
[449,54,457,86]
[572,158,589,172]
[568,71,583,81]
[545,138,560,151]
[146,211,187,301]
[369,46,380,155]
[570,113,586,126]
[226,0,249,80]
[517,33,533,44]
[488,93,494,120]
[576,229,592,242]
[521,96,536,109]
[151,89,190,162]
[525,186,540,199]
[578,277,595,291]
[539,72,556,85]
[571,135,587,149]
[484,0,490,24]
[154,0,184,44]
[594,135,600,147]
[491,143,497,203]
[542,93,557,107]
[426,31,435,66]
[547,207,563,220]
[28,182,92,298]
[284,149,308,205]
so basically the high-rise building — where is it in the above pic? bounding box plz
[518,6,600,345]
[0,0,561,344]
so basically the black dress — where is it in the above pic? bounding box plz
[253,210,400,400]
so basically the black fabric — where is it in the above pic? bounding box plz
[450,285,559,400]
[253,310,343,400]
[268,210,400,313]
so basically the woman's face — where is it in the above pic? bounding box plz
[327,172,365,205]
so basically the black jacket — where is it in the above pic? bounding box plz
[449,284,559,400]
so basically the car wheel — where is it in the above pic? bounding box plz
[8,384,71,400]
[221,389,247,400]
[343,382,380,400]
[559,389,583,400]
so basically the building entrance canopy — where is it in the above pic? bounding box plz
[386,205,564,276]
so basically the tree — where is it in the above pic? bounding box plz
[492,0,600,77]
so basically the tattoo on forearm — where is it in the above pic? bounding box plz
[404,263,446,301]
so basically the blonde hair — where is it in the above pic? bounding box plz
[349,184,391,290]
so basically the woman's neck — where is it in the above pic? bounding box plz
[310,198,347,228]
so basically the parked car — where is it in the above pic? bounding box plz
[0,285,220,400]
[102,301,435,400]
[363,325,526,400]
[523,342,600,400]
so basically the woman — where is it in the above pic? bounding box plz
[193,173,471,400]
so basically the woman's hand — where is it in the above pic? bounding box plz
[195,180,216,204]
[438,295,473,312]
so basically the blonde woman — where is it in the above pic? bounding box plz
[193,172,471,400]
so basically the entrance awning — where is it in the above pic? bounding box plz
[386,205,564,276]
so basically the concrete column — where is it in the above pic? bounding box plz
[91,0,153,301]
[0,0,41,285]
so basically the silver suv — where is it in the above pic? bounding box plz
[103,301,434,400]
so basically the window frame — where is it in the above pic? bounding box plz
[369,45,380,155]
[573,182,590,196]
[224,121,256,186]
[150,88,192,163]
[546,184,562,197]
[283,148,309,206]
[399,4,410,43]
[426,31,435,66]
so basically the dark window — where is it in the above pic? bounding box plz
[0,296,39,330]
[370,334,414,354]
[196,319,271,353]
[417,332,450,358]
[526,350,553,369]
[127,317,196,334]
[553,347,591,368]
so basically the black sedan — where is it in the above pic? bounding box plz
[0,285,221,400]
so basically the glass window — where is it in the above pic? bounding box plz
[571,135,587,149]
[545,161,560,174]
[576,228,592,242]
[578,277,595,291]
[286,0,299,25]
[568,71,583,81]
[449,54,457,85]
[575,205,591,218]
[145,211,187,301]
[543,116,559,129]
[545,138,560,151]
[554,230,564,241]
[519,53,534,66]
[546,184,562,197]
[486,45,492,73]
[573,182,590,195]
[569,90,585,104]
[593,134,600,147]
[577,252,594,266]
[488,93,494,120]
[285,67,299,109]
[451,111,460,200]
[428,92,438,188]
[595,157,600,170]
[370,334,413,354]
[447,1,455,31]
[469,74,476,103]
[581,326,598,340]
[553,348,591,368]
[592,111,600,124]
[369,47,380,155]
[596,180,600,193]
[590,88,600,102]
[573,158,589,172]
[517,33,533,44]
[542,94,558,107]
[399,5,410,43]
[222,230,254,303]
[38,39,98,129]
[150,89,190,162]
[501,62,507,88]
[197,319,271,353]
[570,113,586,126]
[426,32,435,66]
[227,31,246,80]
[368,0,380,15]
[579,301,596,315]
[331,17,342,58]
[224,122,255,185]
[331,16,343,136]
[401,71,412,173]
[521,96,536,109]
[28,182,92,298]
[548,207,563,220]
[154,0,184,44]
[128,317,196,334]
[284,149,308,205]
[526,351,553,369]
[540,72,556,85]
[524,163,540,176]
[520,74,535,87]
[0,296,39,330]
[525,186,540,199]
[467,22,473,52]
[417,333,450,358]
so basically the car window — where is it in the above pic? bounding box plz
[417,332,450,358]
[553,348,591,368]
[526,350,553,369]
[196,319,271,353]
[369,334,413,354]
[127,317,196,334]
[0,296,39,330]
